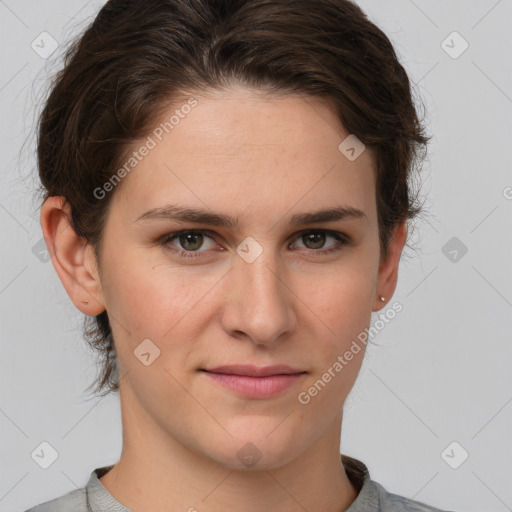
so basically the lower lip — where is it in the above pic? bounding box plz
[202,371,306,399]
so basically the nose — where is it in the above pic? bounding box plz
[220,247,297,346]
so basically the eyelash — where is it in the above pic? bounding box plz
[159,229,350,259]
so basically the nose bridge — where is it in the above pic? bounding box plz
[223,239,296,344]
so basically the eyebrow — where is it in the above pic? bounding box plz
[134,204,367,227]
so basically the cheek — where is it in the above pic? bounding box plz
[302,264,376,336]
[295,277,371,409]
[296,265,375,402]
[104,251,216,333]
[103,263,213,393]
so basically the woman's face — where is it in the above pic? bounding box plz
[89,87,401,470]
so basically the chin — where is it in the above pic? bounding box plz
[202,425,304,472]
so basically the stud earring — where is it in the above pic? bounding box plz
[379,296,385,302]
[82,300,89,305]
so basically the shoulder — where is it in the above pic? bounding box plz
[341,454,455,512]
[371,479,455,511]
[22,487,88,512]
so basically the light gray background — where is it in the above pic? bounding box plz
[1,1,511,511]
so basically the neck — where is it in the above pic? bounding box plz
[99,386,359,512]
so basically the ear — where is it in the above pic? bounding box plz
[40,196,106,316]
[372,220,407,312]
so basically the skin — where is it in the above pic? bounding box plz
[41,86,406,512]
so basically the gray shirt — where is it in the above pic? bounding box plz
[23,454,454,511]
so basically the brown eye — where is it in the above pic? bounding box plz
[162,230,217,256]
[291,230,349,255]
[178,232,204,251]
[302,232,326,249]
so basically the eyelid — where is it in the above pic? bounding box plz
[161,228,349,243]
[292,228,351,244]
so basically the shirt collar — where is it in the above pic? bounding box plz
[87,465,132,512]
[86,455,372,511]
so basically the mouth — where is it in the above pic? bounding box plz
[200,364,306,377]
[200,365,307,399]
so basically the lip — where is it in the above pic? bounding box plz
[202,364,305,377]
[200,365,307,399]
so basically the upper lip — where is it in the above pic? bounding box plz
[202,364,306,377]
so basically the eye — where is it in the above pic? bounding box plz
[160,228,349,259]
[161,230,218,258]
[290,230,349,254]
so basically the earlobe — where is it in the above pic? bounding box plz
[373,221,407,311]
[40,196,106,316]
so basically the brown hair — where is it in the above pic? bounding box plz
[37,0,430,397]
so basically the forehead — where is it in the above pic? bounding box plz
[110,88,377,226]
